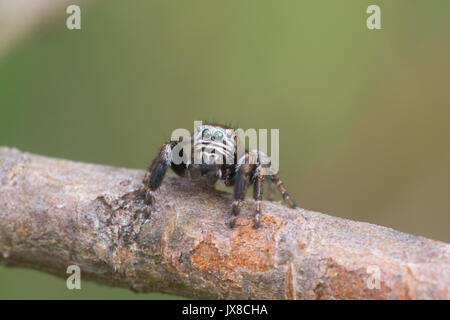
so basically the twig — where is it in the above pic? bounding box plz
[0,147,448,299]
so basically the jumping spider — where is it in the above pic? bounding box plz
[143,124,297,228]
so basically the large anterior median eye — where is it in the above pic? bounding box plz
[213,131,223,141]
[202,128,211,139]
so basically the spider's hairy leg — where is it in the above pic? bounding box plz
[143,141,180,217]
[205,166,221,186]
[252,170,264,228]
[267,178,275,201]
[270,173,297,208]
[230,159,252,228]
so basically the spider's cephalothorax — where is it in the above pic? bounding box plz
[142,124,297,228]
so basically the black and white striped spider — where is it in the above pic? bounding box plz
[143,124,296,228]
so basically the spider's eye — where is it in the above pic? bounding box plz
[213,131,223,141]
[202,128,211,139]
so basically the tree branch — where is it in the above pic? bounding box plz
[0,147,448,299]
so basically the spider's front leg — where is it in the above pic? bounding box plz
[252,168,265,228]
[230,152,263,228]
[143,141,186,217]
[230,156,253,228]
[267,179,275,201]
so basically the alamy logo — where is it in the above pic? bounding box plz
[170,121,280,175]
[66,265,81,290]
[66,5,81,30]
[366,5,381,30]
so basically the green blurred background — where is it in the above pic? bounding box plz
[1,0,449,299]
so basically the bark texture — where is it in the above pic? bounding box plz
[0,146,449,299]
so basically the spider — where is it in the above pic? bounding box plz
[142,123,297,228]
